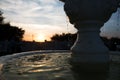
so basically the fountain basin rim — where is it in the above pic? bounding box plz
[0,50,71,64]
[0,50,120,65]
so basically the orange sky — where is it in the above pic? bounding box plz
[23,31,52,42]
[11,22,76,42]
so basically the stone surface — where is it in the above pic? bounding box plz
[63,0,118,24]
[60,0,119,72]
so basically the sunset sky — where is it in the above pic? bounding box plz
[0,0,120,42]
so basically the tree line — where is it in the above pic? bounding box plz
[101,37,120,51]
[51,33,77,42]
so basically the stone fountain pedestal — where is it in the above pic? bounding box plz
[71,22,109,72]
[60,0,120,72]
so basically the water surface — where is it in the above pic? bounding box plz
[0,51,120,80]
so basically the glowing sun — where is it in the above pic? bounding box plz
[35,34,46,42]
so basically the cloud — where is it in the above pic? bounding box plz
[1,0,120,40]
[0,0,72,32]
[0,0,64,23]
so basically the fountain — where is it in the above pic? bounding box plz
[60,0,120,72]
[0,0,120,80]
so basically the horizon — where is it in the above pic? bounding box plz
[0,0,120,42]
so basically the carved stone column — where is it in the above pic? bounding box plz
[60,0,119,72]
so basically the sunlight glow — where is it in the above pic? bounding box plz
[35,34,46,42]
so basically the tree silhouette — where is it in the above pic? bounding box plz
[0,11,25,41]
[0,11,25,54]
[51,33,77,42]
[0,11,4,24]
[101,37,120,51]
